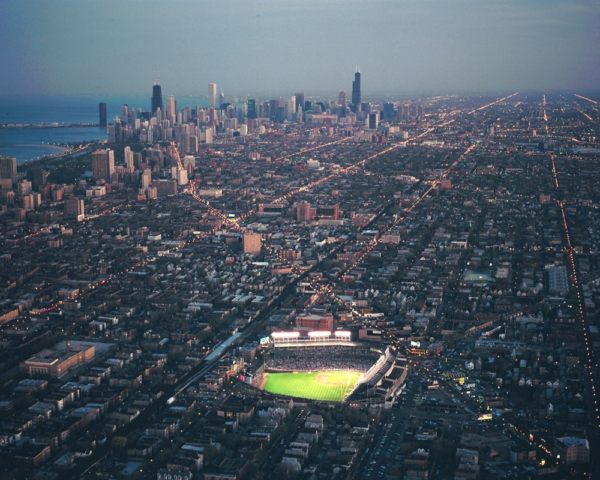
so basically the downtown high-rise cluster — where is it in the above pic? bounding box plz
[97,71,425,155]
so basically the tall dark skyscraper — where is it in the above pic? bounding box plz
[151,84,163,115]
[269,99,280,121]
[247,99,257,119]
[32,168,48,190]
[351,69,361,111]
[294,93,305,112]
[383,102,395,121]
[99,102,107,126]
[276,106,286,123]
[0,156,17,187]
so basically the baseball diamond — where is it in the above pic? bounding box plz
[260,370,362,402]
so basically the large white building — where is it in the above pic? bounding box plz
[208,83,217,109]
[124,146,134,171]
[167,95,177,121]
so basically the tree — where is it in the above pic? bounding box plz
[249,469,265,480]
[111,436,128,449]
[219,433,241,452]
[204,445,218,464]
[168,344,189,364]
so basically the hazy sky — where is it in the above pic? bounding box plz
[1,0,599,97]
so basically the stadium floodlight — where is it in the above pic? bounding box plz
[334,331,352,337]
[271,331,301,339]
[308,330,331,337]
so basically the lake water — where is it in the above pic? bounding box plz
[0,127,109,162]
[0,94,208,163]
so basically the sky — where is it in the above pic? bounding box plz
[1,0,599,98]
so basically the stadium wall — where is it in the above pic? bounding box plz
[347,351,409,407]
[357,352,385,385]
[356,347,393,387]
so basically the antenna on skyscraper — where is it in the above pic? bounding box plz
[154,71,160,85]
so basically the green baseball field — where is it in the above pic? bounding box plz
[260,371,362,402]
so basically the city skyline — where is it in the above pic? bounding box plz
[1,1,599,97]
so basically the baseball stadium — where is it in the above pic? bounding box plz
[256,330,408,405]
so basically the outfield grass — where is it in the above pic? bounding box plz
[262,371,361,402]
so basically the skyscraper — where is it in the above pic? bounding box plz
[383,102,395,121]
[277,106,286,123]
[107,150,115,178]
[17,179,31,198]
[410,104,417,119]
[124,146,134,171]
[151,84,162,115]
[294,93,305,112]
[121,104,129,123]
[0,156,17,187]
[351,69,361,111]
[287,96,296,118]
[32,168,47,190]
[99,102,107,126]
[208,83,217,109]
[219,90,225,110]
[65,197,85,218]
[141,168,152,188]
[92,151,107,182]
[368,112,379,130]
[269,99,280,121]
[399,104,409,121]
[167,96,177,120]
[338,91,347,109]
[91,149,114,182]
[247,99,257,119]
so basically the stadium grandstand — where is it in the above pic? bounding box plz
[271,330,355,350]
[346,350,408,407]
[267,330,379,373]
[256,330,408,405]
